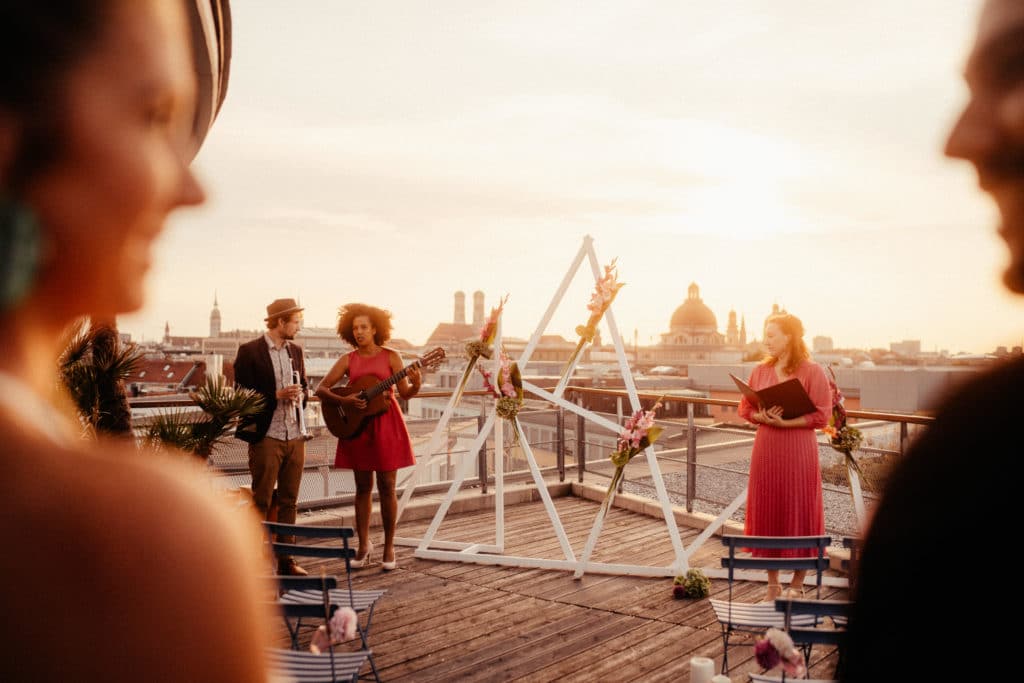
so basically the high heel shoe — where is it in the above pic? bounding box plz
[762,583,783,603]
[381,548,397,572]
[349,541,374,569]
[783,587,804,599]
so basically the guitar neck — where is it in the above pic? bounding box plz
[364,361,421,400]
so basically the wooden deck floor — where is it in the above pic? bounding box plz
[276,493,848,682]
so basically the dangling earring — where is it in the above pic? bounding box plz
[0,196,41,311]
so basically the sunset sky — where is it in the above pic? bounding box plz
[121,0,1024,354]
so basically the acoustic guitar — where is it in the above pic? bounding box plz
[321,347,446,440]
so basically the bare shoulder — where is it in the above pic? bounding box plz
[322,352,350,382]
[385,347,404,367]
[2,429,271,681]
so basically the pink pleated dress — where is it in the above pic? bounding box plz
[333,350,416,472]
[738,360,832,557]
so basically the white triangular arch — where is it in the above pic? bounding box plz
[394,236,758,577]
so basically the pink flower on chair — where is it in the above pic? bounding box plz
[309,606,358,654]
[754,628,807,678]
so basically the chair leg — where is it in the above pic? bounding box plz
[359,653,381,683]
[720,626,731,674]
[355,605,380,682]
[356,606,375,650]
[284,616,301,650]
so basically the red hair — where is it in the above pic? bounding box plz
[762,312,810,375]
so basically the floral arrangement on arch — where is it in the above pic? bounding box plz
[822,365,867,483]
[575,397,665,578]
[599,399,664,515]
[478,349,523,422]
[559,260,625,382]
[450,295,508,407]
[465,295,507,362]
[754,628,807,678]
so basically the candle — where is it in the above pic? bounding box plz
[690,656,714,683]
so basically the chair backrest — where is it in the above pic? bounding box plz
[264,522,360,613]
[720,535,832,602]
[271,542,355,561]
[264,522,357,569]
[265,521,356,541]
[279,601,339,620]
[276,575,339,592]
[774,596,851,647]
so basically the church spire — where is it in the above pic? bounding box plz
[209,291,222,338]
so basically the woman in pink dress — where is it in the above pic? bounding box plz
[738,312,831,601]
[316,303,420,571]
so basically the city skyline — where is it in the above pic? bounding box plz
[119,0,1024,354]
[150,286,1010,356]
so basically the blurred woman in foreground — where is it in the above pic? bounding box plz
[0,2,271,680]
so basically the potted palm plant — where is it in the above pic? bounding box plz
[58,318,143,439]
[144,375,264,459]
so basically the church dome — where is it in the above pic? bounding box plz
[670,283,718,330]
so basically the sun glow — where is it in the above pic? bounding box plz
[652,121,815,239]
[678,179,807,239]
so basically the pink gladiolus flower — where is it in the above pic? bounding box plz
[585,260,623,315]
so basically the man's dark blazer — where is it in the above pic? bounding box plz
[233,335,308,443]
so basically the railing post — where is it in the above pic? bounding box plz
[477,412,487,494]
[556,407,565,482]
[576,396,586,483]
[686,401,696,513]
[899,421,908,456]
[319,465,330,498]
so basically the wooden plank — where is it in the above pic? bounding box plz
[375,596,564,672]
[385,602,595,679]
[564,621,720,681]
[271,491,851,682]
[458,612,648,682]
[528,618,682,680]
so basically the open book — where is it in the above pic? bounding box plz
[729,373,817,419]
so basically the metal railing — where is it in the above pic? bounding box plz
[130,386,932,531]
[561,386,933,538]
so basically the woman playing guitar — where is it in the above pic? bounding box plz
[316,303,421,571]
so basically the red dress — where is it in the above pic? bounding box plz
[334,350,416,472]
[738,360,832,557]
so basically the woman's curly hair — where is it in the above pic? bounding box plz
[336,303,392,347]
